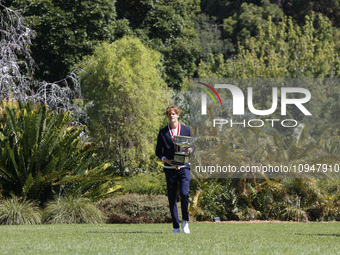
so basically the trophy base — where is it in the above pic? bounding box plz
[171,161,191,166]
[173,153,189,166]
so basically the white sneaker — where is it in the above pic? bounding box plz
[173,228,180,233]
[182,221,190,234]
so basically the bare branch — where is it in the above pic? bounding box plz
[0,4,84,123]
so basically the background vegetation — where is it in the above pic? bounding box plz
[0,0,339,223]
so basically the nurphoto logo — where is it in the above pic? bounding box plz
[190,78,340,179]
[199,82,311,128]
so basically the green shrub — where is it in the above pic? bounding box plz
[0,197,41,225]
[97,194,171,223]
[42,197,107,224]
[120,173,167,195]
[79,37,169,175]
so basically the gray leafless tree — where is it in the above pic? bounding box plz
[0,4,84,120]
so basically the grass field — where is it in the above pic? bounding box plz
[1,222,340,254]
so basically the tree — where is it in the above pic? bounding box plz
[223,0,284,46]
[0,3,83,118]
[279,0,340,27]
[9,0,200,90]
[1,3,36,101]
[198,14,340,79]
[193,13,234,61]
[193,11,340,221]
[198,0,283,57]
[198,14,340,133]
[115,0,200,90]
[9,0,117,82]
[278,0,340,53]
[79,37,170,176]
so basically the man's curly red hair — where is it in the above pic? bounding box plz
[164,105,180,116]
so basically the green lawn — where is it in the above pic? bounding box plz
[1,222,340,254]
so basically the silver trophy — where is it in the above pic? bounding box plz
[171,135,196,165]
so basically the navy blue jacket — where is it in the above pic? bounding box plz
[155,124,194,166]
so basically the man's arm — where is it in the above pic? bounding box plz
[156,130,176,165]
[155,131,164,160]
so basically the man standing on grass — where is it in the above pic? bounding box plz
[156,105,194,234]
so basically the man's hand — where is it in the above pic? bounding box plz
[164,158,178,167]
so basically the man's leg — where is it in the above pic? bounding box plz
[165,170,180,229]
[178,168,191,222]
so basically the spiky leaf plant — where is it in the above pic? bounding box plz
[0,100,97,203]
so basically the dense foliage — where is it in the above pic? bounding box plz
[189,177,340,221]
[97,194,171,223]
[8,0,117,82]
[0,4,82,115]
[120,173,167,195]
[193,9,340,222]
[1,0,340,222]
[0,100,114,203]
[198,14,340,79]
[116,0,201,89]
[79,37,170,176]
[5,0,340,87]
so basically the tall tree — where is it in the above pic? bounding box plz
[193,13,234,61]
[198,13,340,143]
[79,37,170,176]
[278,0,340,53]
[115,0,200,90]
[198,0,283,56]
[223,0,284,46]
[199,14,339,79]
[9,0,117,82]
[279,0,340,26]
[0,3,82,115]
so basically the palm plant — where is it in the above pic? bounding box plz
[0,100,114,203]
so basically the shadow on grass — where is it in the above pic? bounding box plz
[87,231,164,234]
[294,233,340,237]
